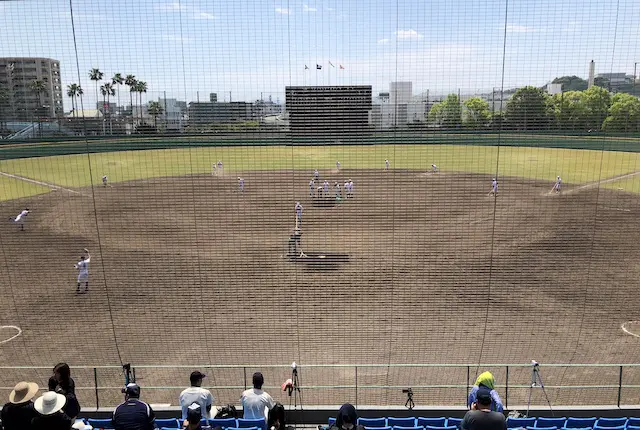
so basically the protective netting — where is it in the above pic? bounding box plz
[1,0,640,409]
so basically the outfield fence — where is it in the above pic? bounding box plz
[2,363,640,410]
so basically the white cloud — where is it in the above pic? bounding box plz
[395,29,424,40]
[505,24,538,33]
[326,7,334,11]
[161,34,192,43]
[377,38,390,45]
[156,2,187,12]
[275,7,291,14]
[194,12,216,20]
[303,4,317,12]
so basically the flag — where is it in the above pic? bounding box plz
[329,61,335,68]
[316,64,322,70]
[304,65,309,70]
[339,64,345,69]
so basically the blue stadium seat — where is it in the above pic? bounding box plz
[426,426,457,430]
[228,427,258,430]
[528,426,557,430]
[87,418,115,429]
[389,418,417,427]
[156,418,180,428]
[596,419,628,428]
[565,418,597,429]
[359,418,388,428]
[329,418,337,427]
[446,418,463,429]
[365,426,392,430]
[210,418,238,428]
[507,418,536,429]
[238,418,267,430]
[162,428,181,430]
[628,420,640,428]
[560,427,591,430]
[595,426,625,430]
[392,426,424,430]
[627,425,640,430]
[418,418,447,428]
[536,418,567,428]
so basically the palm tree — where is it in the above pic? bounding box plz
[135,81,148,124]
[66,83,83,118]
[29,80,47,135]
[89,68,104,113]
[147,101,164,130]
[100,83,116,134]
[0,88,9,134]
[124,74,136,116]
[112,73,124,116]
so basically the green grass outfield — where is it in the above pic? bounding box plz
[1,144,640,201]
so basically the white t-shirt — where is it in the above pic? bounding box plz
[75,258,90,275]
[241,388,275,421]
[179,386,214,420]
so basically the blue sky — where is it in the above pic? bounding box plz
[1,0,640,108]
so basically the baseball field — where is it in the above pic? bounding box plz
[1,136,640,408]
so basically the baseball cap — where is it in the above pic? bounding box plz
[476,387,492,405]
[187,402,202,422]
[123,383,140,397]
[190,371,206,384]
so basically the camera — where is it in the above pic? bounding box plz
[531,360,539,367]
[402,388,412,394]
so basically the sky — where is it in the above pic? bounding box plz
[1,0,640,109]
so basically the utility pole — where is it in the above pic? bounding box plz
[634,62,638,95]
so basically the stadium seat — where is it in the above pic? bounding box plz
[211,418,239,428]
[560,427,592,430]
[528,426,557,430]
[389,418,417,427]
[228,427,258,430]
[392,426,424,430]
[507,418,536,429]
[238,418,267,430]
[329,418,337,427]
[359,418,388,428]
[627,425,640,430]
[87,418,115,429]
[446,418,463,429]
[156,418,180,428]
[595,426,625,430]
[418,418,447,428]
[536,418,567,428]
[426,426,457,430]
[565,418,597,428]
[161,428,179,430]
[365,426,392,430]
[627,420,640,428]
[596,419,628,428]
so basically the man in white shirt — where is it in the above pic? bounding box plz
[241,372,275,422]
[179,371,213,421]
[10,208,29,231]
[75,248,90,294]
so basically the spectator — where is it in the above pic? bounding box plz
[240,372,275,422]
[180,371,213,421]
[330,403,365,430]
[112,383,155,430]
[461,387,506,430]
[48,376,80,420]
[31,391,73,430]
[1,381,39,430]
[53,363,76,395]
[182,402,210,429]
[468,371,504,412]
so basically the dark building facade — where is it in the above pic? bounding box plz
[187,101,252,124]
[285,86,372,135]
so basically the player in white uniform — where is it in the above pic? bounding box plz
[75,248,91,294]
[10,208,29,231]
[323,180,329,195]
[385,159,390,170]
[309,179,315,197]
[432,164,439,173]
[238,177,245,192]
[335,182,341,198]
[295,202,303,227]
[212,163,217,176]
[314,169,320,180]
[336,161,341,170]
[348,179,354,198]
[217,160,223,173]
[552,176,562,193]
[488,178,498,196]
[102,175,108,187]
[344,181,349,197]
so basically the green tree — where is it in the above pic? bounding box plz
[112,73,124,115]
[582,85,611,131]
[551,76,588,92]
[135,81,148,123]
[505,86,551,130]
[549,91,586,130]
[100,83,116,134]
[147,100,164,129]
[66,83,83,118]
[89,68,104,112]
[124,74,136,116]
[427,94,462,128]
[463,97,490,128]
[603,93,640,132]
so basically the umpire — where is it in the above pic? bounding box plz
[112,383,155,430]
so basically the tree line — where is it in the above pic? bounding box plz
[428,85,640,132]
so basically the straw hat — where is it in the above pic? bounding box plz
[9,381,39,404]
[34,391,66,415]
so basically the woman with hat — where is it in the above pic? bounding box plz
[1,381,39,430]
[31,391,73,430]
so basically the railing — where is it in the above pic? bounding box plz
[2,363,640,410]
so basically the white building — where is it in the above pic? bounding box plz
[547,83,562,95]
[371,82,425,128]
[390,82,412,105]
[159,98,186,131]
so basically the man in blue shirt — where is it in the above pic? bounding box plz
[112,383,155,430]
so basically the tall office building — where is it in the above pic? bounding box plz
[389,82,412,105]
[0,57,63,120]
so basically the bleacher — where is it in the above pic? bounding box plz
[76,416,267,429]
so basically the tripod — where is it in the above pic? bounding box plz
[287,365,303,430]
[404,388,415,410]
[526,362,553,417]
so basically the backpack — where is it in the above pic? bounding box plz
[215,404,238,419]
[268,402,286,430]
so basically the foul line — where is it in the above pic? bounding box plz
[563,170,640,195]
[0,172,87,196]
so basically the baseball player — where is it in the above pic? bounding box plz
[212,163,217,176]
[238,177,245,192]
[336,160,341,170]
[309,179,315,197]
[317,185,324,198]
[217,160,223,173]
[552,176,562,193]
[10,208,29,231]
[385,159,390,170]
[295,202,303,227]
[344,180,349,197]
[432,164,439,173]
[348,179,354,198]
[323,180,329,196]
[75,248,91,294]
[488,178,498,196]
[314,169,320,180]
[102,175,108,187]
[334,182,341,198]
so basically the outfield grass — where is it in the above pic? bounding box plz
[1,144,640,201]
[0,176,52,201]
